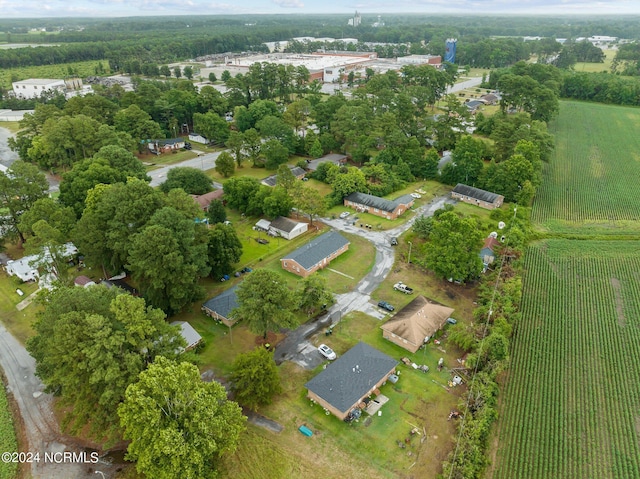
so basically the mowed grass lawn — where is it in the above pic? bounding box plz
[491,240,640,479]
[226,311,463,479]
[532,101,640,235]
[0,270,40,344]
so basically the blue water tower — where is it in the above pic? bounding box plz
[445,38,457,63]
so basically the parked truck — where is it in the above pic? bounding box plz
[393,282,414,294]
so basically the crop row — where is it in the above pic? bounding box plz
[531,101,640,231]
[492,241,640,479]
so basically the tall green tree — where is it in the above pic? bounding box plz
[113,104,163,151]
[296,275,333,317]
[206,200,227,225]
[118,356,246,479]
[215,151,235,178]
[60,145,149,216]
[232,269,296,339]
[73,178,164,273]
[225,130,245,168]
[27,289,182,444]
[18,197,76,239]
[159,167,212,195]
[0,161,49,243]
[423,211,484,282]
[230,348,282,411]
[206,223,242,279]
[193,111,229,144]
[127,205,210,313]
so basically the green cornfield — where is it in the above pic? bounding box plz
[532,101,640,235]
[492,100,640,479]
[492,241,640,479]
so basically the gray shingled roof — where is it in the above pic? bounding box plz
[345,192,414,213]
[452,184,502,203]
[282,231,349,271]
[304,342,398,414]
[307,153,347,171]
[202,284,240,319]
[262,166,307,187]
[269,216,302,234]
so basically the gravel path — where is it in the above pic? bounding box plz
[0,323,116,478]
[275,195,456,369]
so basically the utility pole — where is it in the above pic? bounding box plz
[408,241,413,264]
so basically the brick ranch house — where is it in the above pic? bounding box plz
[451,184,504,210]
[305,342,398,420]
[344,192,414,220]
[281,230,349,277]
[201,284,240,327]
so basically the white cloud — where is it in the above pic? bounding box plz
[272,0,304,8]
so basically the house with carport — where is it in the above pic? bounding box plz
[381,296,454,353]
[281,231,349,277]
[304,342,398,420]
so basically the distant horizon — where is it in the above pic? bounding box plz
[2,0,640,20]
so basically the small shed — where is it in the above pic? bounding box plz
[480,236,501,265]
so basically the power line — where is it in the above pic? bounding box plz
[447,206,517,479]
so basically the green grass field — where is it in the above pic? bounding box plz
[491,240,640,479]
[491,100,640,479]
[573,48,616,73]
[532,101,640,235]
[0,379,18,479]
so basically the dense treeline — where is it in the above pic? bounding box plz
[2,15,639,73]
[3,15,640,43]
[561,72,640,105]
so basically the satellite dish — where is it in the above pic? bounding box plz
[498,221,506,230]
[489,232,498,238]
[500,235,506,242]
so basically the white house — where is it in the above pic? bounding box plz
[5,255,40,282]
[5,242,78,282]
[188,132,208,144]
[170,321,203,351]
[12,79,66,99]
[269,217,308,240]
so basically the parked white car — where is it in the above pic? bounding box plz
[339,211,350,219]
[318,344,337,360]
[410,193,422,199]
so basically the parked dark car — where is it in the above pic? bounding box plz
[378,300,395,312]
[183,142,192,150]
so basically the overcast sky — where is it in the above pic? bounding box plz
[2,0,639,18]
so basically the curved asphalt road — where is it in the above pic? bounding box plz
[274,195,456,369]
